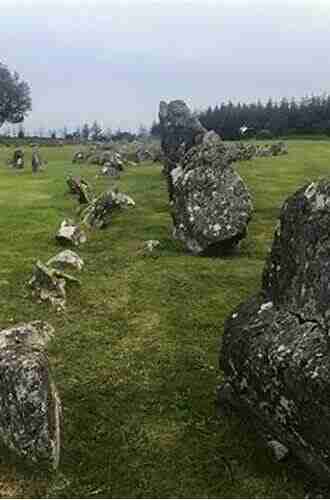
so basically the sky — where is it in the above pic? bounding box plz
[2,0,330,134]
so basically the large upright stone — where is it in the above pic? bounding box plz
[170,134,253,255]
[0,321,61,470]
[218,179,330,482]
[159,100,206,198]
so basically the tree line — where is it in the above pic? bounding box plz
[198,96,330,140]
[150,95,330,140]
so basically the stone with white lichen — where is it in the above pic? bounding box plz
[169,138,253,255]
[218,179,330,482]
[0,321,61,470]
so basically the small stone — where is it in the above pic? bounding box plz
[56,219,87,246]
[47,250,84,271]
[267,440,289,461]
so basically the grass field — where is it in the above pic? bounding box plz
[0,141,330,498]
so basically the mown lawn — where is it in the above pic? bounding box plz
[0,141,329,498]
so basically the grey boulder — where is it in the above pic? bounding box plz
[170,140,253,255]
[218,179,330,482]
[80,189,135,229]
[0,321,61,470]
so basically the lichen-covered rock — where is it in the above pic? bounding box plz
[66,175,93,204]
[0,321,61,470]
[31,149,43,173]
[29,260,80,309]
[72,151,85,164]
[11,148,24,169]
[170,140,253,255]
[101,163,120,178]
[159,100,206,198]
[56,219,87,246]
[47,250,84,271]
[218,179,330,482]
[80,189,135,229]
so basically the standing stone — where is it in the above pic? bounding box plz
[170,137,253,254]
[159,100,206,199]
[31,149,42,173]
[218,179,330,482]
[12,148,24,169]
[0,321,61,469]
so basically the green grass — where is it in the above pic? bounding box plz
[0,141,329,498]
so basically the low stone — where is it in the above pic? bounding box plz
[29,260,80,310]
[47,250,84,271]
[101,163,120,178]
[80,190,135,229]
[267,440,289,462]
[56,219,87,246]
[143,240,161,254]
[0,321,61,469]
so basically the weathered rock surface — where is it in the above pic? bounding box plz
[29,260,80,309]
[218,179,330,482]
[10,148,24,169]
[31,149,43,173]
[159,100,206,198]
[0,321,61,469]
[170,137,253,255]
[56,219,87,246]
[80,189,135,229]
[47,250,84,271]
[66,175,93,204]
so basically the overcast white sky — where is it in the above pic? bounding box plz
[2,0,330,133]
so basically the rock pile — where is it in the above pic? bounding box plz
[218,179,330,481]
[159,100,253,255]
[0,321,61,469]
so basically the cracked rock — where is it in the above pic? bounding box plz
[218,179,330,482]
[0,321,61,470]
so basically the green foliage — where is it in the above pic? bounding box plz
[199,94,330,140]
[0,141,329,497]
[0,62,31,128]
